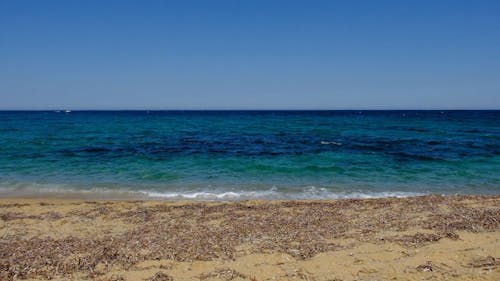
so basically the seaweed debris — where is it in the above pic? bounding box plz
[0,195,498,280]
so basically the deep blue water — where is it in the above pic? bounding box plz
[0,110,499,199]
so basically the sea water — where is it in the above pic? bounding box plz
[0,110,499,199]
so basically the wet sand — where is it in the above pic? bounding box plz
[0,195,498,280]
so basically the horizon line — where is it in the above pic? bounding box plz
[1,108,499,111]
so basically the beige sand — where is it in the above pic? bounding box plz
[0,195,498,280]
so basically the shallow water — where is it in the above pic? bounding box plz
[0,110,499,199]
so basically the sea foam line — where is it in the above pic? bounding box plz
[140,188,425,200]
[0,183,426,200]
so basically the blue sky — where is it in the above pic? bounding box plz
[1,0,499,109]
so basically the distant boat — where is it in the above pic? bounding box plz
[65,110,71,113]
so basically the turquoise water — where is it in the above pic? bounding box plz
[0,110,499,199]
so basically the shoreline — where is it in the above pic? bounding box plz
[0,188,486,201]
[0,192,496,202]
[1,195,498,280]
[0,186,431,201]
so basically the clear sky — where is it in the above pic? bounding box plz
[1,0,499,110]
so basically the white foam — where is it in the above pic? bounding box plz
[0,183,426,201]
[140,187,425,201]
[142,187,280,200]
[320,141,342,145]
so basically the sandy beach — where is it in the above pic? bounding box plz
[0,195,498,280]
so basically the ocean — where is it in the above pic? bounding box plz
[0,110,499,200]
